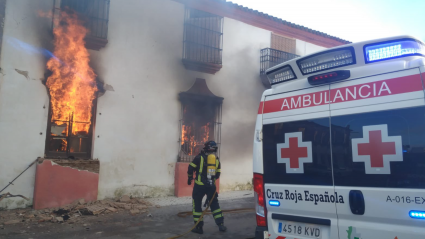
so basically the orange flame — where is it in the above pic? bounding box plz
[181,125,188,145]
[201,123,210,143]
[46,9,97,134]
[60,139,67,152]
[181,123,211,156]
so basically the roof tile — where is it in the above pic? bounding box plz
[219,0,351,44]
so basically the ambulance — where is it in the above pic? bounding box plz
[253,36,425,239]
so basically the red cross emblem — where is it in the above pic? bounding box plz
[277,132,312,174]
[352,124,402,174]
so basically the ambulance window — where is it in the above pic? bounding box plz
[262,118,333,186]
[331,106,425,189]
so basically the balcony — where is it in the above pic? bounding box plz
[260,48,299,88]
[182,8,223,74]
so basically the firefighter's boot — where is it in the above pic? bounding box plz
[218,223,227,232]
[191,225,203,234]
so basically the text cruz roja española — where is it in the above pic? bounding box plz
[267,189,345,205]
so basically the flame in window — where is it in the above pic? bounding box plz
[46,9,97,134]
[181,123,211,156]
[60,139,67,152]
[201,123,210,144]
[181,125,189,146]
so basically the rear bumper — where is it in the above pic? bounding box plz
[255,226,268,239]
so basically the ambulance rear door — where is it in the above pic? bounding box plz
[262,83,339,239]
[329,67,425,239]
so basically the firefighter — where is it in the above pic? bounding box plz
[187,141,227,234]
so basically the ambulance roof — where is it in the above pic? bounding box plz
[263,35,425,98]
[266,35,423,74]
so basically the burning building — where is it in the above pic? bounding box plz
[45,9,98,159]
[0,0,348,209]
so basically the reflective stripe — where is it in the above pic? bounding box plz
[216,160,220,172]
[198,156,204,183]
[194,217,203,221]
[190,163,197,168]
[214,214,223,219]
[199,157,204,173]
[212,209,222,214]
[188,174,193,176]
[193,212,202,216]
[195,180,204,185]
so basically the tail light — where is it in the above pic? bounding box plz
[254,173,267,227]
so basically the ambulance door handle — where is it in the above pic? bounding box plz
[349,190,365,215]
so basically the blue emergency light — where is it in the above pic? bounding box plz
[364,39,425,63]
[409,210,425,219]
[269,200,280,206]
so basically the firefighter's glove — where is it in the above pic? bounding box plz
[188,177,193,185]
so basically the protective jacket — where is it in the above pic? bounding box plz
[187,153,221,186]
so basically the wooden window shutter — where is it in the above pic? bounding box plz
[271,33,296,54]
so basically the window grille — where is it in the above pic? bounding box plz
[44,100,97,159]
[178,101,222,162]
[57,0,110,40]
[183,8,223,65]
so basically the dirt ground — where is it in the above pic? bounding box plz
[0,196,256,239]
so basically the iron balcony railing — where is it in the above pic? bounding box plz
[260,48,299,75]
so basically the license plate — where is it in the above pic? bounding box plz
[278,221,322,239]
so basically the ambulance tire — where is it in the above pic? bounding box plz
[255,226,267,239]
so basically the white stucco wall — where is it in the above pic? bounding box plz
[296,39,327,56]
[0,0,52,209]
[91,0,270,198]
[0,0,336,209]
[90,0,188,198]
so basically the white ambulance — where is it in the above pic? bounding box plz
[253,36,425,239]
